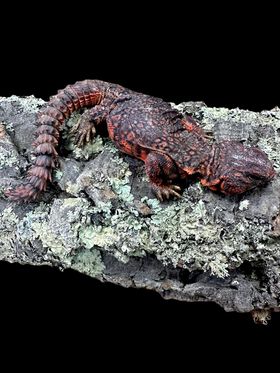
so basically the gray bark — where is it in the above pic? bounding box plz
[1,95,280,324]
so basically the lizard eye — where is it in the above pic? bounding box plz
[246,174,267,186]
[247,174,264,181]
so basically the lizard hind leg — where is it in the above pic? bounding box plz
[70,105,107,148]
[145,152,182,201]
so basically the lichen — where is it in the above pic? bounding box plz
[70,135,104,160]
[239,199,249,211]
[200,106,280,171]
[0,95,45,114]
[0,206,18,259]
[0,198,108,280]
[173,103,280,171]
[0,148,19,169]
[0,124,20,169]
[0,200,82,263]
[71,248,105,277]
[108,150,134,203]
[89,177,278,278]
[80,225,118,249]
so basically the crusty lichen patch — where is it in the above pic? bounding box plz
[0,95,45,116]
[84,175,279,278]
[0,198,105,277]
[71,248,105,277]
[0,124,20,170]
[0,206,19,260]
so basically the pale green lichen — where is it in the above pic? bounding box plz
[96,183,276,277]
[0,148,20,169]
[0,95,45,114]
[68,124,279,278]
[54,170,63,181]
[71,248,105,277]
[0,185,4,197]
[173,103,280,173]
[15,200,86,266]
[200,106,280,171]
[80,225,118,249]
[3,121,15,132]
[258,136,280,172]
[62,138,135,205]
[1,199,106,277]
[70,135,104,160]
[0,125,20,169]
[0,206,18,259]
[64,179,81,196]
[108,153,134,203]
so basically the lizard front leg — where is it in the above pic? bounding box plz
[145,152,182,201]
[70,105,108,147]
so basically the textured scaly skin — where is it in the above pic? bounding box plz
[6,80,276,202]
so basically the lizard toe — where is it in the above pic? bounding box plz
[153,184,182,201]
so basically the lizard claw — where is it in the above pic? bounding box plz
[153,184,182,201]
[70,118,96,148]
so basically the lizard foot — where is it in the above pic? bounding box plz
[153,184,182,201]
[70,115,96,148]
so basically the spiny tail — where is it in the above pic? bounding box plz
[6,80,104,201]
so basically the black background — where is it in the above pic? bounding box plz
[1,5,280,350]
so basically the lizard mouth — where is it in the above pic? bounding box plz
[268,168,277,180]
[245,166,276,184]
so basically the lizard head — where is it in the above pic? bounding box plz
[203,141,276,195]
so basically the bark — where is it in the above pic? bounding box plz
[1,95,280,324]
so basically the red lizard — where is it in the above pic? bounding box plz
[5,80,276,202]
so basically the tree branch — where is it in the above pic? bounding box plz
[1,96,280,323]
